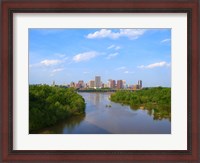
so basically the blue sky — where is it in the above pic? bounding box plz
[29,28,171,87]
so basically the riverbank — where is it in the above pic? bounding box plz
[29,85,86,133]
[33,92,171,134]
[110,87,171,120]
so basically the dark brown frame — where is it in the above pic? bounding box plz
[1,0,199,162]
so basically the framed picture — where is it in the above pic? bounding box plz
[1,0,199,162]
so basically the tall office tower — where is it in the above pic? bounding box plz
[78,80,84,88]
[89,80,95,88]
[94,76,101,88]
[110,80,116,89]
[52,80,55,86]
[117,80,123,89]
[122,80,127,89]
[138,80,142,89]
[133,84,139,90]
[70,81,75,88]
[85,83,89,88]
[107,79,112,88]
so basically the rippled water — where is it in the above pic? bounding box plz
[36,92,171,134]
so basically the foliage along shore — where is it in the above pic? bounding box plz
[29,85,85,132]
[110,87,171,120]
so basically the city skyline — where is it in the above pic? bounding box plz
[51,76,143,89]
[29,28,171,87]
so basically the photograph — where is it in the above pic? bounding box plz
[29,28,171,134]
[2,0,199,161]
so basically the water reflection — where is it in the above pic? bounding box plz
[62,114,86,133]
[33,114,85,134]
[88,92,102,105]
[35,93,171,134]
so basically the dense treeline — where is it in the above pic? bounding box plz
[29,85,85,132]
[110,87,171,120]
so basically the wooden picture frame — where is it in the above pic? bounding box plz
[1,0,199,162]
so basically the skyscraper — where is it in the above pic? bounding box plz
[133,84,139,90]
[70,81,75,88]
[78,80,84,88]
[110,80,116,89]
[117,80,123,89]
[122,80,127,89]
[94,76,101,89]
[52,80,55,86]
[138,80,142,89]
[107,79,112,88]
[89,80,95,88]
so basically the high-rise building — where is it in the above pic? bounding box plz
[117,80,123,89]
[107,79,112,88]
[122,80,127,89]
[133,84,139,90]
[70,81,75,88]
[94,76,101,88]
[104,83,108,88]
[76,80,84,88]
[138,80,142,89]
[52,80,55,86]
[110,80,116,89]
[85,83,89,88]
[89,80,95,88]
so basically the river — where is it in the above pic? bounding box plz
[36,92,171,134]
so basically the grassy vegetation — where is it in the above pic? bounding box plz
[29,85,85,132]
[110,87,171,120]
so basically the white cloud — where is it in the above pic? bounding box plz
[40,59,62,66]
[73,51,98,62]
[86,29,146,40]
[124,71,134,74]
[52,68,64,73]
[116,66,126,70]
[106,52,119,59]
[107,44,115,49]
[50,68,64,77]
[115,46,121,50]
[161,38,171,43]
[138,61,170,69]
[30,59,63,67]
[55,54,69,61]
[107,45,121,51]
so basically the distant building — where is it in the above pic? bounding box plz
[117,80,123,89]
[107,79,112,88]
[89,80,95,88]
[94,76,101,88]
[70,82,75,88]
[122,80,127,89]
[138,80,142,89]
[85,83,89,88]
[104,83,108,88]
[77,80,84,88]
[110,80,116,89]
[133,84,140,90]
[52,80,55,87]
